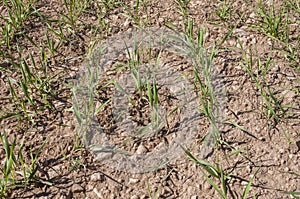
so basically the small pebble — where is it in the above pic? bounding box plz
[241,181,248,185]
[267,38,272,46]
[71,184,84,193]
[246,165,252,172]
[279,148,284,154]
[284,167,290,172]
[129,178,140,184]
[203,181,212,190]
[90,172,105,182]
[136,144,148,154]
[93,188,102,198]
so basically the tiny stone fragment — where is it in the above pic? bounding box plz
[90,172,105,182]
[136,144,148,154]
[71,184,84,193]
[129,178,140,184]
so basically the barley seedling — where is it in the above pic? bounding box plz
[72,46,108,146]
[123,4,142,28]
[72,66,97,145]
[0,130,18,196]
[97,0,124,13]
[123,49,165,136]
[39,47,49,75]
[174,0,191,22]
[0,130,49,197]
[93,5,110,37]
[168,22,223,154]
[147,179,160,199]
[182,145,260,199]
[276,41,300,72]
[46,21,70,43]
[239,43,287,126]
[62,0,89,33]
[0,0,35,49]
[7,77,31,120]
[287,0,300,14]
[146,79,165,132]
[45,32,62,57]
[252,0,288,40]
[125,37,144,96]
[283,191,300,199]
[270,3,300,71]
[16,138,48,186]
[131,65,144,96]
[215,0,234,26]
[14,43,54,109]
[193,47,222,149]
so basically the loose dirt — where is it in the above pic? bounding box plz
[0,0,299,198]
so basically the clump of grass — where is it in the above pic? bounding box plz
[119,39,165,136]
[61,0,90,33]
[0,0,37,49]
[122,0,152,28]
[4,44,54,123]
[253,0,288,40]
[210,0,247,47]
[182,145,261,199]
[214,0,234,27]
[174,0,191,21]
[251,1,299,71]
[0,129,50,197]
[239,42,287,126]
[283,191,300,199]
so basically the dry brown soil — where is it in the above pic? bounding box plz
[0,0,299,198]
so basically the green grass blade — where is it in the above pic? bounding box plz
[283,191,300,199]
[200,168,226,199]
[242,167,261,199]
[95,99,110,116]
